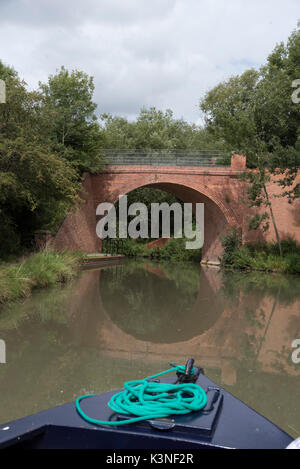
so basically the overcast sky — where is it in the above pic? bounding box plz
[0,0,299,123]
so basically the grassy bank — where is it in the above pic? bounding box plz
[221,232,300,274]
[0,249,83,305]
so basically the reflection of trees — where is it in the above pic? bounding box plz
[220,270,300,377]
[268,345,300,375]
[100,261,201,343]
[0,283,72,331]
[100,260,224,343]
[220,271,300,307]
[0,317,167,425]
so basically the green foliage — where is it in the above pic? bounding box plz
[120,239,149,258]
[245,238,300,257]
[220,236,300,274]
[39,66,104,173]
[0,249,83,305]
[0,136,79,256]
[0,61,101,257]
[160,238,202,262]
[201,27,300,251]
[284,253,300,274]
[200,25,300,199]
[115,237,202,263]
[220,227,242,267]
[201,69,259,152]
[114,186,184,238]
[100,107,227,152]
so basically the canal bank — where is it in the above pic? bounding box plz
[0,250,125,306]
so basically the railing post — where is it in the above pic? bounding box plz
[230,153,247,170]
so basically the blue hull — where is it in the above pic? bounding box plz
[0,373,293,449]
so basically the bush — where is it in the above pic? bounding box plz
[160,238,202,262]
[0,249,83,305]
[117,237,202,263]
[231,247,253,270]
[220,235,300,275]
[284,253,300,274]
[220,227,242,267]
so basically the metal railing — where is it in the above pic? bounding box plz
[100,149,230,167]
[102,238,125,255]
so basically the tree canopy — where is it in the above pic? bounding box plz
[200,25,300,251]
[39,66,104,173]
[0,62,80,256]
[100,106,226,151]
[200,25,300,199]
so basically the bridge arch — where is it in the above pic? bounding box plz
[54,154,299,262]
[94,176,239,263]
[54,162,247,263]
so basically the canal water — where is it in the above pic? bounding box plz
[0,260,299,438]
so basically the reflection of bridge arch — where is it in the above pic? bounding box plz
[66,264,300,386]
[66,265,242,384]
[99,262,223,343]
[97,266,242,385]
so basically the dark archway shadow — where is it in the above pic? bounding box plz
[97,181,230,263]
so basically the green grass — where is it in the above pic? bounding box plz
[0,249,84,305]
[221,236,300,275]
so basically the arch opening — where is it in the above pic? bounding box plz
[96,180,231,263]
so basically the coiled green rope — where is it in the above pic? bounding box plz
[76,365,207,427]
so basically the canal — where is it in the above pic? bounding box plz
[0,260,299,438]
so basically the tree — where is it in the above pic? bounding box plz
[100,114,136,149]
[240,163,283,257]
[0,61,79,256]
[39,66,104,173]
[0,61,42,141]
[200,25,300,253]
[200,71,283,253]
[200,25,300,191]
[200,69,259,155]
[100,106,227,152]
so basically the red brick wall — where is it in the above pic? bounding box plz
[54,173,99,253]
[146,238,170,250]
[53,159,300,262]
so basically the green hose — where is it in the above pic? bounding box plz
[75,365,207,427]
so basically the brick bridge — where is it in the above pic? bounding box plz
[54,151,300,264]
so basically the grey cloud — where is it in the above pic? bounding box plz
[0,0,299,122]
[0,0,176,28]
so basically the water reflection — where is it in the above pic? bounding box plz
[100,262,223,343]
[0,260,299,437]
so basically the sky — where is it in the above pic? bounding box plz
[0,0,299,124]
